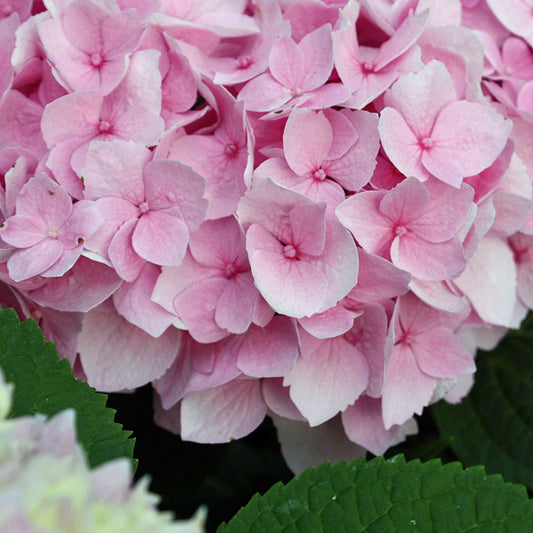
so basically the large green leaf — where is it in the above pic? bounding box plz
[432,322,533,489]
[0,307,135,468]
[217,455,533,532]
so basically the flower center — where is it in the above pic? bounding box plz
[394,225,407,236]
[291,87,304,97]
[98,119,112,133]
[224,263,237,279]
[138,201,150,215]
[361,61,374,74]
[224,143,239,158]
[313,168,326,181]
[47,228,59,239]
[90,53,103,67]
[237,55,252,69]
[283,244,298,259]
[420,137,433,149]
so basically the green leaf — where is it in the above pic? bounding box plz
[217,455,533,532]
[432,321,533,489]
[0,307,135,469]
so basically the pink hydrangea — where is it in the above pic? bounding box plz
[0,0,532,473]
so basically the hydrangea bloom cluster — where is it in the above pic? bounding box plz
[0,372,206,531]
[1,0,533,469]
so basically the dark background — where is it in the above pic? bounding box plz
[107,386,447,532]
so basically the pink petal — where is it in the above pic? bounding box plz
[7,239,63,281]
[108,218,145,282]
[289,202,327,256]
[112,263,176,337]
[142,159,207,232]
[283,109,333,176]
[269,34,306,88]
[132,211,189,266]
[215,272,257,334]
[298,23,335,90]
[188,217,247,270]
[81,140,150,203]
[384,60,457,138]
[237,316,299,377]
[382,343,436,429]
[272,414,365,475]
[237,73,291,112]
[262,378,305,421]
[298,304,360,339]
[1,215,46,247]
[378,107,429,181]
[391,233,466,281]
[62,0,109,55]
[342,395,401,456]
[78,299,180,391]
[180,379,266,443]
[173,277,230,343]
[247,223,327,318]
[336,190,393,257]
[453,237,517,327]
[423,100,512,185]
[284,330,369,426]
[412,327,476,379]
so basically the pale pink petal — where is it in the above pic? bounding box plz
[342,395,401,456]
[269,34,305,88]
[112,263,176,337]
[82,140,150,203]
[378,107,429,181]
[289,202,327,256]
[237,73,291,112]
[424,100,512,184]
[108,218,145,282]
[62,0,108,55]
[60,200,102,249]
[384,60,457,138]
[283,109,333,176]
[453,237,517,327]
[262,378,305,421]
[28,257,121,312]
[215,272,257,334]
[1,215,46,247]
[273,414,365,475]
[7,239,63,281]
[78,300,180,391]
[132,211,188,266]
[284,331,369,426]
[142,159,207,232]
[392,233,466,281]
[412,327,476,379]
[298,305,360,339]
[188,217,247,270]
[335,191,392,257]
[180,379,266,443]
[247,223,327,318]
[237,316,299,377]
[382,343,436,429]
[298,23,335,90]
[174,277,230,343]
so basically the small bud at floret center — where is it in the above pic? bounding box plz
[313,168,326,181]
[90,53,103,67]
[224,263,237,278]
[420,137,433,149]
[47,229,59,239]
[224,143,239,157]
[395,225,407,236]
[283,244,297,258]
[237,55,252,69]
[98,119,112,133]
[138,201,150,215]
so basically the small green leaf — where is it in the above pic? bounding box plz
[217,455,533,532]
[432,320,533,489]
[0,307,135,468]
